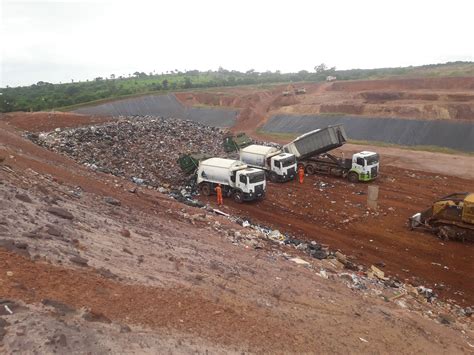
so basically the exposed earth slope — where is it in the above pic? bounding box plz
[0,112,473,353]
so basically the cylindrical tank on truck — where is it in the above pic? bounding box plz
[197,158,266,203]
[239,144,297,183]
[283,125,379,182]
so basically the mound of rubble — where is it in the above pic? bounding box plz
[27,116,226,189]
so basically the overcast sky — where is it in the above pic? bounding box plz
[1,0,473,87]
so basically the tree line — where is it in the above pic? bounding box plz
[1,61,471,112]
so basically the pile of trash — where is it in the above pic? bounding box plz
[27,116,226,189]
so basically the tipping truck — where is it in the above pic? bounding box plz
[223,132,253,153]
[282,124,379,182]
[197,158,266,203]
[239,144,297,182]
[408,192,474,242]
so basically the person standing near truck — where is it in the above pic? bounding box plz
[215,184,223,205]
[298,166,305,184]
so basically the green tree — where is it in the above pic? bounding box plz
[314,63,327,73]
[65,86,80,96]
[183,77,192,89]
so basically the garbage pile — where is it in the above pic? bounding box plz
[27,116,226,189]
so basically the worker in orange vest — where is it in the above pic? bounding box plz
[298,166,305,184]
[215,184,223,205]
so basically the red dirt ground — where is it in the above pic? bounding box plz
[4,114,473,352]
[199,164,474,306]
[6,98,471,306]
[2,112,115,132]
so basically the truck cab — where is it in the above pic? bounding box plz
[239,144,296,183]
[197,158,266,203]
[234,168,266,202]
[350,151,379,182]
[269,153,297,182]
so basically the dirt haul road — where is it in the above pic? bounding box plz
[199,165,474,306]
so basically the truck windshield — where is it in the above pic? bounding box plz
[281,156,296,167]
[365,154,379,166]
[248,172,265,184]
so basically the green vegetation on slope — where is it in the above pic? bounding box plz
[1,61,473,113]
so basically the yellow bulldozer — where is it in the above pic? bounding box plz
[409,192,474,242]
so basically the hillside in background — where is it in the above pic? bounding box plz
[1,61,473,113]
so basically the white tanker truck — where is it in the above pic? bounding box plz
[197,158,266,203]
[239,144,297,182]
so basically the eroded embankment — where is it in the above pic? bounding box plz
[262,115,474,152]
[73,94,238,127]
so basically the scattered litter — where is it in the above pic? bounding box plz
[4,305,13,315]
[290,257,310,266]
[213,209,230,217]
[417,286,436,302]
[132,177,145,185]
[359,337,368,343]
[388,292,405,301]
[368,265,388,281]
[268,230,285,241]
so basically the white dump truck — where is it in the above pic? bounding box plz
[283,125,379,182]
[239,144,297,183]
[197,158,266,203]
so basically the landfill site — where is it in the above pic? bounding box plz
[1,77,474,353]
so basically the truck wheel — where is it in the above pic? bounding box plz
[269,172,278,183]
[305,165,315,175]
[199,183,211,196]
[233,191,243,203]
[348,172,359,183]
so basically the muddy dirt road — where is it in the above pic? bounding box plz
[200,165,474,306]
